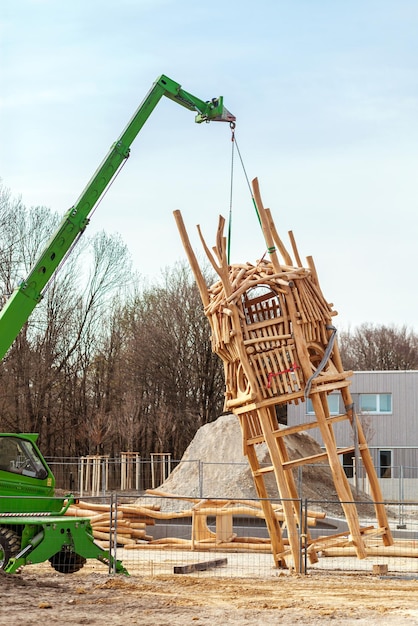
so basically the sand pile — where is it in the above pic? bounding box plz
[140,413,374,518]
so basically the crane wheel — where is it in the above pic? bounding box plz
[49,548,87,574]
[0,527,21,570]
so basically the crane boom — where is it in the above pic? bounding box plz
[0,74,235,361]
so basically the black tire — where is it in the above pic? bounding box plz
[49,548,86,574]
[0,527,21,570]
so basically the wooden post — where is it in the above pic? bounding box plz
[151,453,172,488]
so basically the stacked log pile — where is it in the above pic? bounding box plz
[64,492,324,553]
[64,496,418,559]
[65,500,157,547]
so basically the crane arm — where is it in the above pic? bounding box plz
[0,75,235,361]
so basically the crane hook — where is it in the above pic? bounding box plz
[230,121,236,141]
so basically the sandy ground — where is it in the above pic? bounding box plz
[2,552,418,626]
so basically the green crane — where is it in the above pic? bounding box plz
[0,74,235,361]
[0,75,234,575]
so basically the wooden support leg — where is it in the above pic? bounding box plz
[245,444,287,568]
[310,392,367,559]
[340,387,393,546]
[257,407,302,572]
[274,429,319,565]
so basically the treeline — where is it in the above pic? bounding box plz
[0,188,417,459]
[339,324,418,371]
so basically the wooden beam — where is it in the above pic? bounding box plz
[245,413,350,445]
[173,558,228,574]
[282,444,367,471]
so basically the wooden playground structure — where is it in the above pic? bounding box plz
[174,177,394,572]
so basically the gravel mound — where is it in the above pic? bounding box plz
[139,414,375,518]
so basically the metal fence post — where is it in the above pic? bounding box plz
[398,465,406,528]
[108,492,114,575]
[298,497,303,574]
[199,461,203,498]
[109,492,118,575]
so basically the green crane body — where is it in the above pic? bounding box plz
[0,75,235,574]
[0,432,125,574]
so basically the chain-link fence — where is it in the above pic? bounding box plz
[2,487,418,578]
[24,456,417,578]
[93,493,418,578]
[46,456,418,505]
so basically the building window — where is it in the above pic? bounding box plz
[307,394,339,415]
[359,393,392,414]
[379,449,392,478]
[342,453,354,478]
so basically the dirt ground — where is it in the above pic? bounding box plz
[2,565,418,625]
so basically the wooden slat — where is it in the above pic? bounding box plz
[244,334,292,346]
[253,465,275,476]
[245,413,349,445]
[282,445,368,471]
[231,378,351,413]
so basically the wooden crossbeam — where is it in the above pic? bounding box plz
[245,413,349,445]
[253,465,275,477]
[282,444,368,471]
[232,378,351,413]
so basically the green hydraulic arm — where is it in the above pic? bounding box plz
[0,75,235,361]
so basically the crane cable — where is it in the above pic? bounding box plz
[227,122,261,264]
[227,123,235,264]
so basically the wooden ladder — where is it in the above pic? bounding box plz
[234,382,393,571]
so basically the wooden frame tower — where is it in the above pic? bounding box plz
[174,178,393,572]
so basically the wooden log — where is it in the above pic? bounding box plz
[198,219,229,292]
[75,500,114,512]
[115,504,191,520]
[120,500,160,509]
[265,207,293,266]
[252,178,282,274]
[93,526,132,536]
[287,230,302,267]
[322,545,418,558]
[119,516,156,526]
[92,519,131,529]
[92,526,146,539]
[127,522,147,529]
[173,210,210,307]
[93,530,136,545]
[65,506,97,518]
[149,537,191,545]
[89,511,124,524]
[233,536,271,544]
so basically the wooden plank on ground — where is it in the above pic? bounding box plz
[173,558,228,574]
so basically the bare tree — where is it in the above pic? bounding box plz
[118,262,224,458]
[0,186,134,455]
[338,323,418,371]
[0,183,224,460]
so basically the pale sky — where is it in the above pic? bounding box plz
[1,0,418,331]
